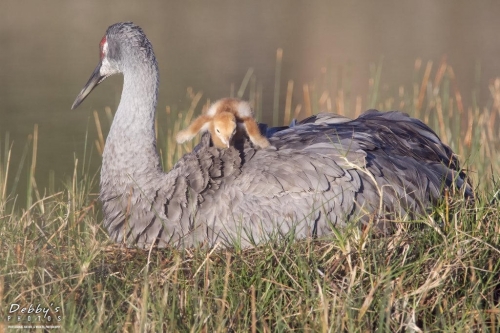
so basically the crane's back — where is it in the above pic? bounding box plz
[99,109,472,248]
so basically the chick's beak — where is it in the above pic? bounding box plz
[71,62,104,110]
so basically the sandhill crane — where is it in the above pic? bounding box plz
[72,22,471,248]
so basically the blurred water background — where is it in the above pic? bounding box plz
[1,0,500,197]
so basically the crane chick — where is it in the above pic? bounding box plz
[176,98,270,149]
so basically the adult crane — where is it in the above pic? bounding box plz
[72,22,471,248]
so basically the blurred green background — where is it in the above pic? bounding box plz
[1,0,500,194]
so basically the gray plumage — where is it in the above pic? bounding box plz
[72,22,472,248]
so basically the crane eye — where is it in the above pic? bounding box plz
[216,128,220,133]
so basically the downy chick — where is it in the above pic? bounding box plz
[176,98,270,149]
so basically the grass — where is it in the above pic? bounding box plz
[1,56,500,332]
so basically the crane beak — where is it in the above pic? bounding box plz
[71,62,104,110]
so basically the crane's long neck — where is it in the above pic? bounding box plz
[101,59,163,191]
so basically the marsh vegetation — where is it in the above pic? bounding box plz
[1,58,499,331]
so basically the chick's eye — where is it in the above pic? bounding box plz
[216,129,220,133]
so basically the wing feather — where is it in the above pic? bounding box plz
[103,110,472,248]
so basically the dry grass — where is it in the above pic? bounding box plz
[1,56,499,332]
